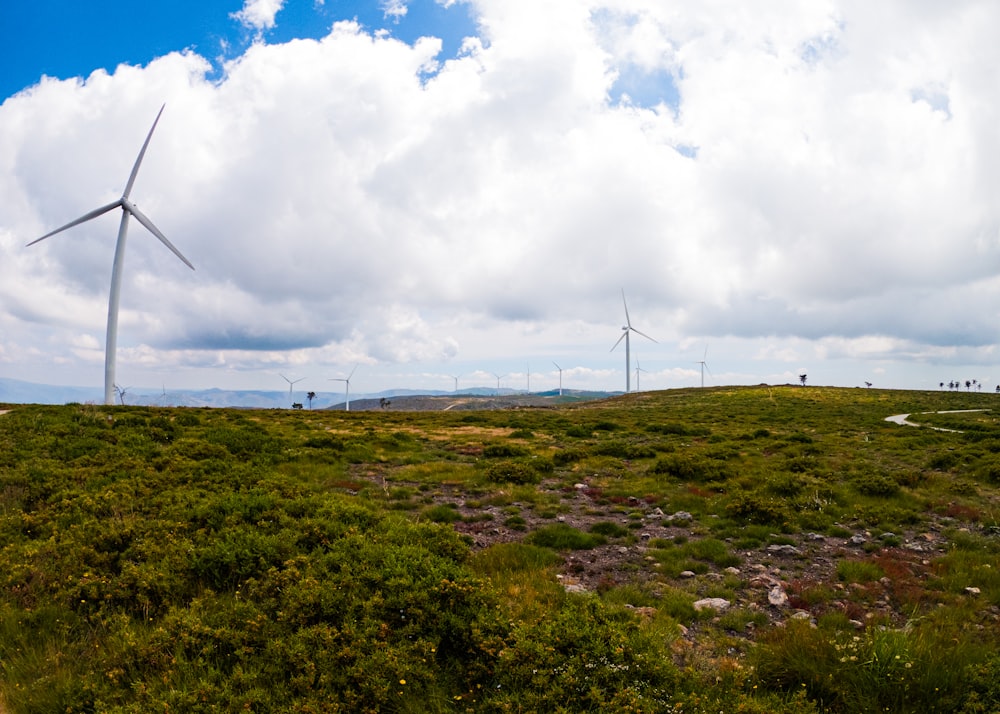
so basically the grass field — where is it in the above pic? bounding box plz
[0,385,998,712]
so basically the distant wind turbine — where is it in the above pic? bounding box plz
[552,361,563,396]
[696,346,712,388]
[491,372,506,396]
[281,374,305,404]
[26,105,194,405]
[330,365,358,412]
[635,360,648,392]
[450,374,460,392]
[611,289,657,393]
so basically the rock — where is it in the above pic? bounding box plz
[724,566,741,576]
[574,483,588,490]
[679,570,697,579]
[790,610,811,620]
[849,619,865,629]
[880,532,897,540]
[649,508,665,518]
[768,585,789,607]
[966,587,982,596]
[805,532,826,541]
[693,598,731,612]
[849,534,867,546]
[767,544,801,556]
[667,511,694,523]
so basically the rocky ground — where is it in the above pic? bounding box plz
[376,473,1000,642]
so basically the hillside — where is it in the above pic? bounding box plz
[0,386,998,712]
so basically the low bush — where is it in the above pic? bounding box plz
[526,523,606,550]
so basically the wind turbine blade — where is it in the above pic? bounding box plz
[552,361,561,370]
[27,200,122,245]
[621,289,631,327]
[630,326,658,343]
[123,104,165,200]
[347,364,358,380]
[610,332,627,352]
[128,203,195,270]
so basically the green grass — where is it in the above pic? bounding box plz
[0,387,999,712]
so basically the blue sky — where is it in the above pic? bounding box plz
[1,1,999,399]
[1,1,477,101]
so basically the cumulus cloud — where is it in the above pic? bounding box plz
[231,0,286,33]
[2,0,1000,392]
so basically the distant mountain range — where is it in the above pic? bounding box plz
[0,377,617,410]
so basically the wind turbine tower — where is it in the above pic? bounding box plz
[552,361,563,396]
[636,360,648,392]
[281,374,305,404]
[611,289,657,393]
[27,105,194,405]
[330,365,358,412]
[491,372,506,396]
[696,346,712,388]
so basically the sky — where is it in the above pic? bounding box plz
[2,0,1000,397]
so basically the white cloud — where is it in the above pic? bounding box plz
[3,1,1000,394]
[381,1,409,21]
[231,0,286,33]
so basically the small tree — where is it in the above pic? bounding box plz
[799,374,807,387]
[307,391,316,409]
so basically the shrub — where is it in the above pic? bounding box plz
[725,491,791,526]
[484,459,544,485]
[652,454,729,482]
[589,521,630,538]
[526,523,606,550]
[483,443,530,458]
[423,504,463,523]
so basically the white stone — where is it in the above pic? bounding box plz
[693,598,731,612]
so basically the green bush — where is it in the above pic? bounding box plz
[652,454,729,482]
[590,521,631,538]
[526,523,606,550]
[484,459,544,485]
[724,491,791,525]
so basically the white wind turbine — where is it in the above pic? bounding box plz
[611,289,656,393]
[491,372,507,396]
[635,360,648,392]
[450,374,461,392]
[696,346,712,388]
[330,365,358,412]
[27,105,194,405]
[552,361,563,396]
[281,374,305,404]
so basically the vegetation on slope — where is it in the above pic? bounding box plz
[0,386,998,712]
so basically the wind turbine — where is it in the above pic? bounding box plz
[635,360,648,392]
[330,365,358,412]
[696,346,712,388]
[281,374,305,403]
[450,374,460,392]
[610,289,657,393]
[491,372,506,396]
[552,361,563,396]
[26,105,194,405]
